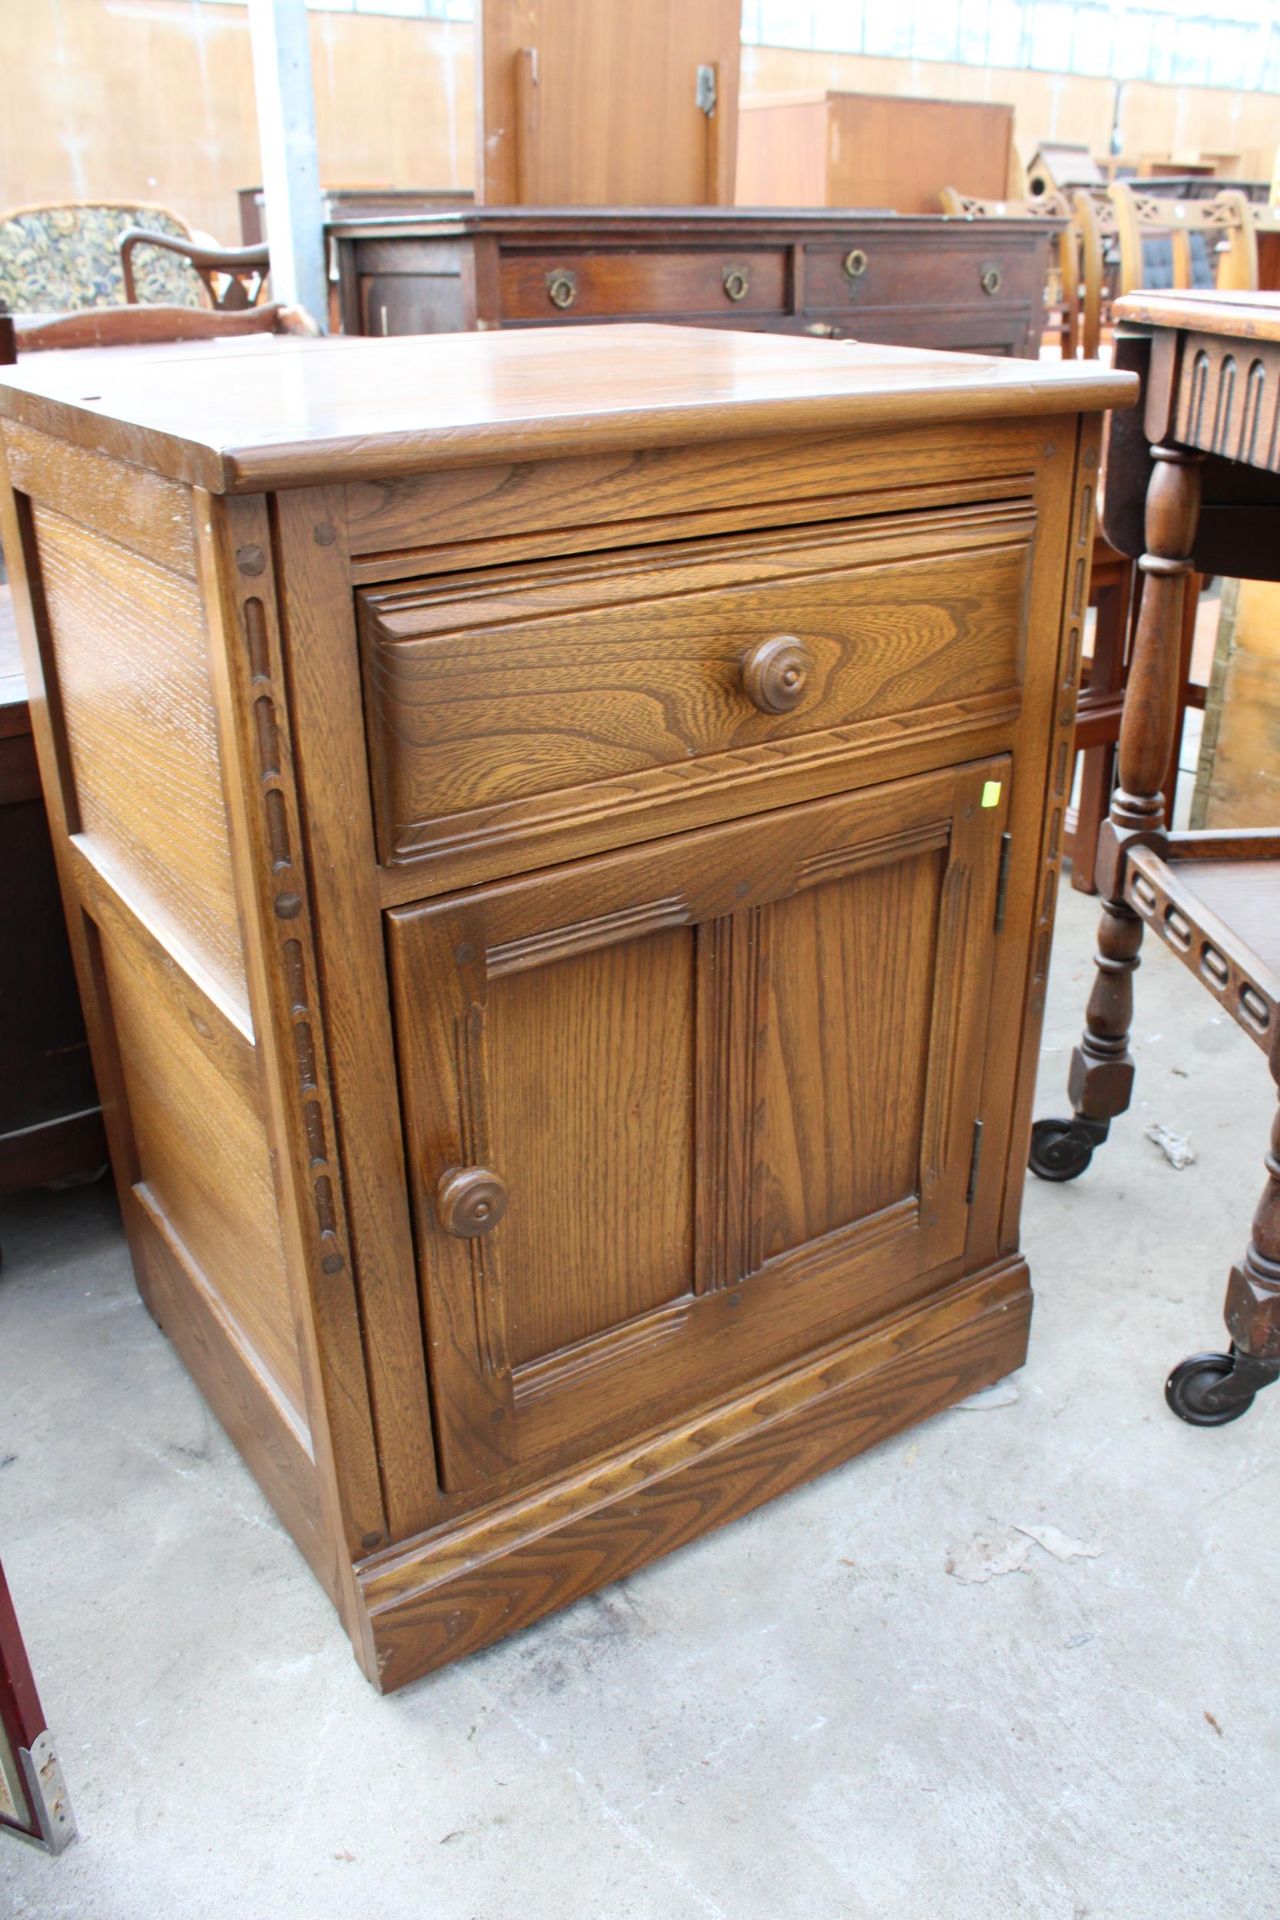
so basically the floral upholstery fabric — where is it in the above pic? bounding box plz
[0,203,205,315]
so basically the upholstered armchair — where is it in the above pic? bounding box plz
[0,200,269,316]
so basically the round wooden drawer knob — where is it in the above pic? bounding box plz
[436,1166,508,1237]
[741,635,814,714]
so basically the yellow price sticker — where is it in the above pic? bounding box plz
[981,780,1003,809]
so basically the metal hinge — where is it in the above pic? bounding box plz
[965,1118,985,1204]
[696,64,717,115]
[994,831,1013,933]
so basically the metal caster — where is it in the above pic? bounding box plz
[1164,1345,1280,1426]
[1028,1115,1109,1183]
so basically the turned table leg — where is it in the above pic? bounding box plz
[1166,1095,1280,1423]
[1030,446,1203,1183]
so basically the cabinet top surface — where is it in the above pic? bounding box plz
[1116,290,1280,343]
[0,323,1134,496]
[328,205,1054,239]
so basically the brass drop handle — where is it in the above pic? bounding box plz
[980,263,1003,296]
[723,265,749,302]
[842,247,869,280]
[436,1166,508,1237]
[546,270,577,310]
[741,635,814,715]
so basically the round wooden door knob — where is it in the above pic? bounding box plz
[741,635,814,714]
[436,1166,508,1237]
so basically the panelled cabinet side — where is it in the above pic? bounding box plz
[957,412,1105,1262]
[267,487,439,1543]
[194,489,412,1658]
[0,435,336,1611]
[994,412,1106,1255]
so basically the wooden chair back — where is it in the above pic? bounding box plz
[1107,181,1255,298]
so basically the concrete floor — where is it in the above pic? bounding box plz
[2,880,1277,1920]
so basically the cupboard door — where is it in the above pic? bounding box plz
[388,758,1010,1492]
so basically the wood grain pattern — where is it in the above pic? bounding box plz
[91,892,304,1417]
[196,492,394,1596]
[131,1205,330,1603]
[361,1260,1031,1690]
[476,0,740,207]
[0,325,1136,495]
[345,420,1047,579]
[360,506,1032,878]
[994,417,1103,1252]
[32,505,247,1013]
[389,759,1008,1489]
[1,421,196,578]
[488,931,696,1368]
[1,321,1117,1689]
[755,846,942,1256]
[270,488,440,1541]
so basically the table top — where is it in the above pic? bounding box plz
[327,205,1060,240]
[1116,290,1280,345]
[0,324,1134,496]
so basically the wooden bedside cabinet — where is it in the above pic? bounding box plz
[0,327,1133,1691]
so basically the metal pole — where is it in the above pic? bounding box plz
[247,0,328,329]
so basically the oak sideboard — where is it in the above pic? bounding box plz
[0,326,1132,1690]
[330,207,1058,359]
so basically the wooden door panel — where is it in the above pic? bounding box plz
[487,930,696,1368]
[388,757,1009,1491]
[754,843,944,1258]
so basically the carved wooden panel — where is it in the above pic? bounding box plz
[389,757,1009,1493]
[31,505,247,1013]
[93,899,304,1419]
[1173,334,1280,469]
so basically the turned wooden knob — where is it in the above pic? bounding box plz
[741,635,813,715]
[436,1166,508,1237]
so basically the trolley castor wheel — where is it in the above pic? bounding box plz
[1165,1345,1280,1426]
[1028,1115,1109,1183]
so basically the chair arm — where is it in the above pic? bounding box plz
[13,303,308,352]
[119,229,271,309]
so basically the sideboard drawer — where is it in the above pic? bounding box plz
[359,502,1033,875]
[804,241,1039,316]
[499,248,788,321]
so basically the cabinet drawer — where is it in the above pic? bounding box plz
[803,240,1039,314]
[360,503,1032,880]
[499,248,787,320]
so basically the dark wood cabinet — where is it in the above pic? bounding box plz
[0,324,1132,1690]
[332,208,1058,358]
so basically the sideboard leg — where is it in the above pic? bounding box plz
[1031,446,1203,1184]
[1166,1097,1280,1425]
